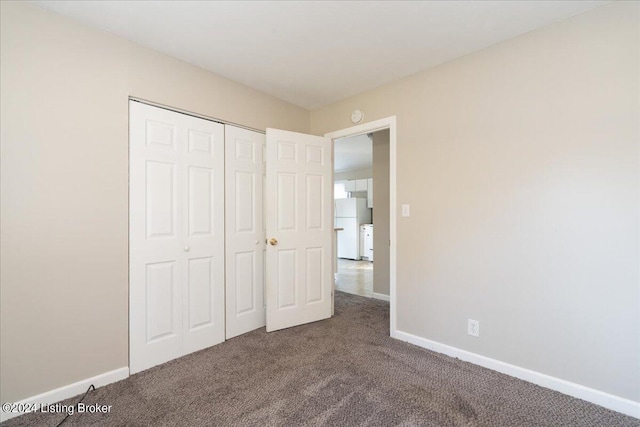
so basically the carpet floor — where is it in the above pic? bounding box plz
[3,291,638,427]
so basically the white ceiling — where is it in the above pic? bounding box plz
[32,1,609,110]
[335,134,372,173]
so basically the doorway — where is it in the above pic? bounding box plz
[326,117,397,336]
[333,133,374,298]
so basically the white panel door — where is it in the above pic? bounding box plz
[225,125,266,339]
[265,129,333,332]
[130,101,224,374]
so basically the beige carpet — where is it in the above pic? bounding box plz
[3,292,637,426]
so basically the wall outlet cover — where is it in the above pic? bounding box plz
[468,319,480,337]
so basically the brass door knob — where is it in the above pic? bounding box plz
[269,238,278,246]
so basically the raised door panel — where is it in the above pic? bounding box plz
[225,126,266,339]
[306,174,324,230]
[235,171,256,233]
[277,249,297,309]
[235,251,256,314]
[145,261,181,346]
[146,161,177,239]
[305,248,324,304]
[277,173,297,231]
[187,257,214,330]
[132,259,183,372]
[187,166,214,236]
[146,120,177,151]
[188,129,213,155]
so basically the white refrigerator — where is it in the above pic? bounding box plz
[335,198,371,260]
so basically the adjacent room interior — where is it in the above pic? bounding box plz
[1,1,638,425]
[334,130,391,304]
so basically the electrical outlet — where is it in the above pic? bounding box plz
[468,319,480,337]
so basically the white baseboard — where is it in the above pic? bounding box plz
[393,330,639,419]
[4,336,638,422]
[0,367,129,422]
[372,292,390,302]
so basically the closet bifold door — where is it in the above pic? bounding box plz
[224,125,266,339]
[129,101,225,374]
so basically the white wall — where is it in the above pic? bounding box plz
[312,2,640,402]
[0,1,309,403]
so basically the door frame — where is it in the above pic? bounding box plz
[324,116,397,337]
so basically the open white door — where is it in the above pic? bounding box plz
[265,129,333,332]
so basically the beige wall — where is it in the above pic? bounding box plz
[0,2,309,403]
[2,0,639,407]
[372,130,390,296]
[312,2,640,402]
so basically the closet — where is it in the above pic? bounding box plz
[129,100,333,373]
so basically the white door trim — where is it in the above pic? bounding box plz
[324,116,397,338]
